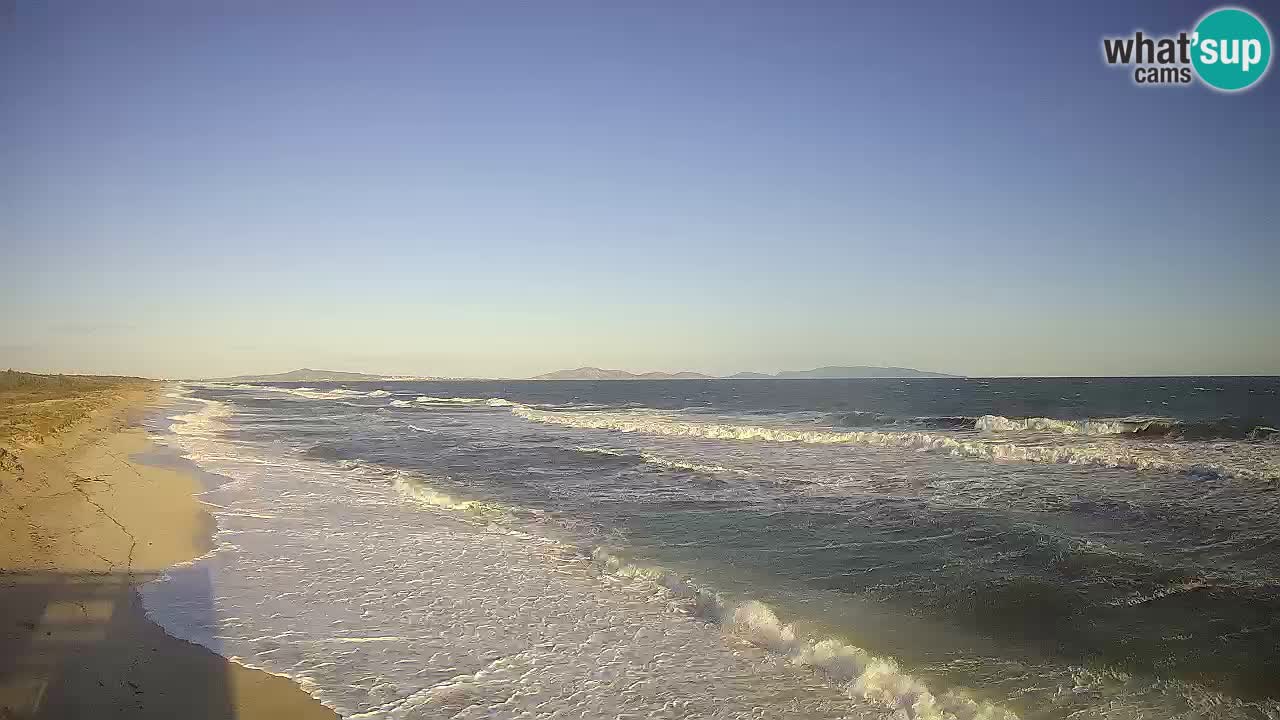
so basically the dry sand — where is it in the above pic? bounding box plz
[0,381,338,719]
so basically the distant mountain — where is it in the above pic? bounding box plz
[773,366,958,379]
[532,365,958,380]
[531,367,716,381]
[212,365,957,383]
[209,368,419,382]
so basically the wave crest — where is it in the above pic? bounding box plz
[976,415,1278,441]
[414,396,515,407]
[384,472,1016,720]
[839,412,1278,441]
[214,385,394,401]
[589,549,1016,720]
[393,475,505,516]
[513,406,1274,480]
[573,446,749,476]
[976,415,1135,435]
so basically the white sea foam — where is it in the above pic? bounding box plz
[360,473,1021,720]
[145,386,1280,720]
[167,394,233,437]
[154,388,1003,719]
[414,396,515,407]
[573,445,628,457]
[586,548,1015,719]
[209,384,394,401]
[145,406,881,718]
[974,414,1186,437]
[272,386,366,399]
[388,399,412,408]
[176,385,1280,481]
[512,406,1276,481]
[1107,580,1211,607]
[975,415,1131,435]
[574,446,750,476]
[393,475,506,516]
[639,452,748,476]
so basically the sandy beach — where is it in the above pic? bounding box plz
[0,378,336,720]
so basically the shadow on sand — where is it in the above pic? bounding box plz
[0,567,233,719]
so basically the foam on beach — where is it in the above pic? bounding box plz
[145,398,871,718]
[140,384,1280,720]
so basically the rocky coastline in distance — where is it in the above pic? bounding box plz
[205,366,960,382]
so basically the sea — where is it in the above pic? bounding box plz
[139,377,1280,719]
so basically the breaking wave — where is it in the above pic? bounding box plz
[387,469,1017,719]
[590,548,1018,720]
[391,471,1277,720]
[836,412,975,430]
[512,406,1276,480]
[835,411,1278,441]
[573,446,750,476]
[287,389,1274,480]
[212,384,396,401]
[167,394,232,437]
[976,415,1278,440]
[393,475,507,516]
[203,383,1277,443]
[266,386,371,400]
[414,396,515,407]
[1107,580,1211,607]
[976,415,1140,436]
[202,382,262,390]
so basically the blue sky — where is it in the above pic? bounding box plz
[2,1,1277,378]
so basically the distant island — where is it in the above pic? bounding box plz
[206,365,960,383]
[207,368,427,382]
[531,367,716,381]
[530,365,959,380]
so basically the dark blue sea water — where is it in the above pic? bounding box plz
[143,377,1280,719]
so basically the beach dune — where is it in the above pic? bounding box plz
[0,374,336,720]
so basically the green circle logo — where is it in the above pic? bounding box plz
[1192,7,1272,91]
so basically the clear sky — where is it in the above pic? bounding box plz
[3,1,1277,378]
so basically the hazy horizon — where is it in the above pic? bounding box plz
[11,363,1280,382]
[4,1,1278,379]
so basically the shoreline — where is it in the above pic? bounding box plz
[0,384,337,719]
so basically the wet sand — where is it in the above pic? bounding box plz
[0,381,337,719]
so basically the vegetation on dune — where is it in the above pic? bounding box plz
[0,370,153,448]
